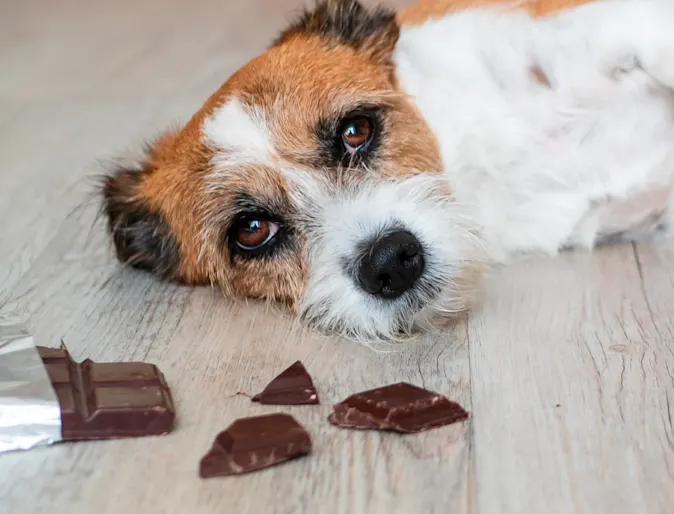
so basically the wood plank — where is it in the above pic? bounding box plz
[0,201,471,514]
[469,244,674,514]
[0,101,185,300]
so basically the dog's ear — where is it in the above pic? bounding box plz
[101,154,181,280]
[276,0,399,65]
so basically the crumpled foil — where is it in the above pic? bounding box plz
[0,324,62,453]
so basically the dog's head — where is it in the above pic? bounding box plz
[101,0,484,342]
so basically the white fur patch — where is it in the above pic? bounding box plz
[199,98,277,260]
[285,169,483,343]
[202,97,275,167]
[394,0,674,263]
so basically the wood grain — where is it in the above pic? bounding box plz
[0,202,472,514]
[469,244,674,514]
[1,1,673,514]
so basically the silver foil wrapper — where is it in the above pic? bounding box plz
[0,324,62,453]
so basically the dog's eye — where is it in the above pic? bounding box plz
[233,218,280,251]
[340,115,373,153]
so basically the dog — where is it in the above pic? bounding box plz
[102,0,674,342]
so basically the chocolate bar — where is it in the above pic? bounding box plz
[328,382,469,433]
[199,413,311,478]
[37,345,176,441]
[252,361,319,405]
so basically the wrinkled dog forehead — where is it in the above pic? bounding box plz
[198,2,400,167]
[199,0,443,184]
[201,68,417,180]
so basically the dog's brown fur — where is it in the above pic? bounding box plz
[398,0,596,25]
[102,0,596,308]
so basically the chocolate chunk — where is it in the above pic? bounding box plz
[199,413,311,478]
[36,345,175,441]
[328,382,469,433]
[251,361,319,405]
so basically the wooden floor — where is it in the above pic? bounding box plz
[1,1,674,513]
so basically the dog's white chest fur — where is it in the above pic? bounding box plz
[394,0,674,262]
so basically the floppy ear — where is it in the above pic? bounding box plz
[275,0,399,66]
[101,156,181,280]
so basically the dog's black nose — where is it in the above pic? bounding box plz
[357,230,425,299]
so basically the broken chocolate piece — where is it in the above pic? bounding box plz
[328,382,468,433]
[36,345,175,441]
[199,413,311,478]
[251,361,319,405]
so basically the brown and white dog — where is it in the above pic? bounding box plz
[102,0,674,342]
